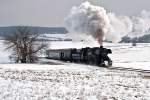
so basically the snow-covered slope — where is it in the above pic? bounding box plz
[0,38,150,70]
[0,37,150,99]
[109,43,150,70]
[0,63,150,100]
[49,41,150,70]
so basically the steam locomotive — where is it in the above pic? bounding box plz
[46,46,112,67]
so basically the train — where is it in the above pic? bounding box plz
[46,46,112,67]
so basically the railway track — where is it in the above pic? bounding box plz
[109,66,150,73]
[40,58,150,74]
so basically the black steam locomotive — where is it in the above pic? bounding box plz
[46,46,112,67]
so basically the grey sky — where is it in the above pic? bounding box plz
[0,0,150,27]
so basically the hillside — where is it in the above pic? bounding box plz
[0,26,68,36]
[121,34,150,43]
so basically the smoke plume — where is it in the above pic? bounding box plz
[106,10,150,42]
[65,2,150,43]
[65,1,109,45]
[106,13,133,42]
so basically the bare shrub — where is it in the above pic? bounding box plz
[3,26,47,63]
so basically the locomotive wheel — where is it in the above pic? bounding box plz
[87,57,97,65]
[87,59,93,65]
[99,63,106,67]
[107,61,112,67]
[104,61,112,67]
[98,61,112,68]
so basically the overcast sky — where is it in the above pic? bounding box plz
[0,0,150,27]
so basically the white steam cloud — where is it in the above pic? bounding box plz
[65,1,109,45]
[107,10,150,42]
[106,13,133,42]
[65,2,150,43]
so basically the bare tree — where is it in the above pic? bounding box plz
[3,26,47,63]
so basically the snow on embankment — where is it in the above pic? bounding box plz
[0,63,150,100]
[0,36,150,71]
[0,63,92,71]
[49,41,150,70]
[110,43,150,70]
[0,40,150,99]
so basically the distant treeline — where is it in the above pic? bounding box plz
[0,26,68,36]
[121,34,150,43]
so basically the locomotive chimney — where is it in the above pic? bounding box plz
[100,45,103,48]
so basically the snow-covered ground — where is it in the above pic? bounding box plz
[0,41,12,64]
[0,36,150,99]
[49,41,150,70]
[39,33,71,41]
[109,43,150,70]
[0,63,150,100]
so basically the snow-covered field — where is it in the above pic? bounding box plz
[0,41,12,64]
[0,37,150,99]
[0,63,150,100]
[49,41,150,70]
[39,33,71,41]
